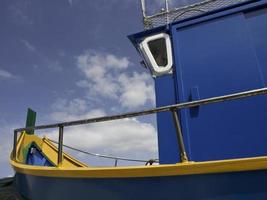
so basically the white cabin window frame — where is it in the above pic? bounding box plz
[140,33,173,76]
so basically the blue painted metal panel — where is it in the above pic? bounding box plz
[245,7,267,85]
[155,75,179,164]
[15,170,267,200]
[171,10,267,161]
[128,0,267,164]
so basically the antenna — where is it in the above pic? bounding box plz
[165,0,169,24]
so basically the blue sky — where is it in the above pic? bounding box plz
[0,0,199,178]
[0,0,160,178]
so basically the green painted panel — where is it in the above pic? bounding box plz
[25,108,36,135]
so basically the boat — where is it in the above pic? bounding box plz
[10,0,267,199]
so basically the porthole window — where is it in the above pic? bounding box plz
[148,38,168,67]
[140,33,173,76]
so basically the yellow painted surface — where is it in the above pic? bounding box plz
[10,133,267,179]
[13,132,87,168]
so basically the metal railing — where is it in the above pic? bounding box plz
[140,0,250,29]
[13,87,267,166]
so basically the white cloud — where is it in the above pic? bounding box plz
[0,121,19,178]
[77,52,129,99]
[50,98,106,121]
[105,54,130,69]
[0,69,15,79]
[46,118,157,156]
[68,0,73,6]
[47,60,63,71]
[76,51,155,109]
[20,38,63,71]
[8,1,33,26]
[77,52,129,78]
[47,96,158,163]
[20,39,36,52]
[52,98,87,114]
[118,72,155,108]
[44,51,158,166]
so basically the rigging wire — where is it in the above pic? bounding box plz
[47,138,159,164]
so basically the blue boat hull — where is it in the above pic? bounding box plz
[15,169,267,200]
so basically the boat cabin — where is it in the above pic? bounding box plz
[129,0,267,164]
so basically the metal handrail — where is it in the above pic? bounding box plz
[14,87,267,132]
[13,87,267,165]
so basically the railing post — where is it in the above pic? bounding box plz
[114,159,118,167]
[57,125,64,166]
[13,130,18,160]
[171,109,189,163]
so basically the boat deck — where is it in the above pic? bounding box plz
[0,177,21,200]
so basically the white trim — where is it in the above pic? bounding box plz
[140,33,173,76]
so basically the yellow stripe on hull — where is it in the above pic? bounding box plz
[10,133,267,179]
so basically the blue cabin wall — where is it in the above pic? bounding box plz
[154,75,180,164]
[129,0,267,164]
[171,1,267,162]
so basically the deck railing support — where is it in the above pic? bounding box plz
[172,109,188,162]
[13,130,18,160]
[114,159,118,167]
[57,126,64,166]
